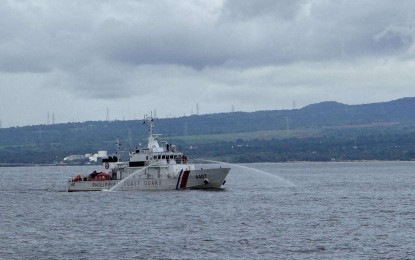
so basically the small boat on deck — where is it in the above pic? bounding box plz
[67,115,230,192]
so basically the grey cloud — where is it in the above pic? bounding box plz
[52,62,137,99]
[0,1,98,73]
[89,0,415,71]
[2,0,415,74]
[305,1,415,58]
[372,27,413,54]
[0,3,52,72]
[1,0,415,107]
[221,0,306,21]
[93,16,235,69]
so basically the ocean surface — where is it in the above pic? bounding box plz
[1,161,415,259]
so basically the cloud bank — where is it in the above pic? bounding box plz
[1,0,415,126]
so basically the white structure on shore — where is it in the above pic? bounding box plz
[64,151,108,163]
[88,151,108,162]
[64,155,86,161]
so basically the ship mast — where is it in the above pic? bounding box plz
[143,113,163,152]
[116,136,122,161]
[143,112,155,137]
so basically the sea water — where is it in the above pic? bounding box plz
[1,161,415,259]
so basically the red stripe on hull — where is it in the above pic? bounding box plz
[180,170,190,189]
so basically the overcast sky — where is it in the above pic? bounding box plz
[1,0,415,127]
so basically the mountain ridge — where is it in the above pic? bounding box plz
[2,97,415,163]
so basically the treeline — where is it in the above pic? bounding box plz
[185,132,415,163]
[1,128,415,164]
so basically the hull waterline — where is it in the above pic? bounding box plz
[68,167,230,192]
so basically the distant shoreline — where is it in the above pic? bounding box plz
[0,163,68,167]
[1,160,414,167]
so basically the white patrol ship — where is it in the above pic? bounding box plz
[67,115,230,192]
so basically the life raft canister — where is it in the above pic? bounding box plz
[72,175,82,182]
[105,163,109,169]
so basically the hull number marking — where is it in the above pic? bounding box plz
[195,174,207,179]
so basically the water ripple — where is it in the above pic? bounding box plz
[1,162,415,259]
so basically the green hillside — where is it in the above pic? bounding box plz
[2,97,415,164]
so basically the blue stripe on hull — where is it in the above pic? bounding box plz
[175,170,183,190]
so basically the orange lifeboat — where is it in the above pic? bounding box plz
[92,172,112,181]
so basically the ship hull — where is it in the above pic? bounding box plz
[67,167,230,192]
